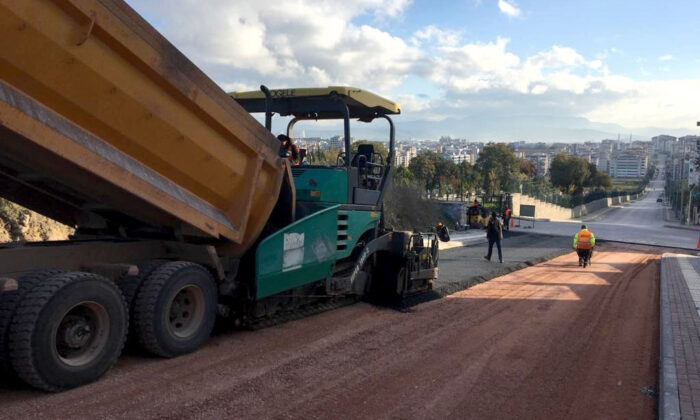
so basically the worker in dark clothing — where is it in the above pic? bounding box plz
[483,211,503,263]
[436,222,450,242]
[277,134,303,166]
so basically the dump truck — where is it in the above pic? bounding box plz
[0,0,439,392]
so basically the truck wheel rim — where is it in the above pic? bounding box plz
[54,302,110,367]
[167,285,205,339]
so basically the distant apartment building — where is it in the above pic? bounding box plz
[396,144,418,167]
[652,135,677,153]
[526,153,550,177]
[442,147,472,164]
[670,157,692,182]
[597,151,611,174]
[600,140,616,154]
[329,135,354,150]
[679,135,700,154]
[609,152,648,178]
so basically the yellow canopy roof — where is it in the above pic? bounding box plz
[230,86,400,121]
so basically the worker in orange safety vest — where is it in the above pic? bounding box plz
[573,224,596,267]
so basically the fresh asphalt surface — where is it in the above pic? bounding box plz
[438,232,572,284]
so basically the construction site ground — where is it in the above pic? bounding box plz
[0,243,664,419]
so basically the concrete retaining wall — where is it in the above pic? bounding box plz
[512,192,644,220]
[572,197,610,218]
[511,193,573,220]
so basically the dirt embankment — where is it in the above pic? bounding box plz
[0,245,661,419]
[0,198,73,243]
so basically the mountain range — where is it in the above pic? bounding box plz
[292,114,697,143]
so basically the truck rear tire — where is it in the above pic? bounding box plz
[133,261,217,358]
[0,270,62,375]
[8,272,128,392]
[117,260,166,345]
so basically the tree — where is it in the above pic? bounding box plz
[457,161,481,200]
[476,143,520,196]
[409,151,438,197]
[519,159,537,178]
[306,146,342,165]
[434,156,458,198]
[351,140,389,161]
[392,165,413,186]
[549,154,590,194]
[589,171,613,189]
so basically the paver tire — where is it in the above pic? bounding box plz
[133,261,217,358]
[8,272,128,392]
[368,254,404,304]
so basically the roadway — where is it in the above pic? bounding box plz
[0,174,680,419]
[520,174,698,249]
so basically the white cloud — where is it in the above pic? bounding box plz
[658,54,674,61]
[497,0,521,17]
[530,84,548,95]
[412,25,462,47]
[127,0,419,94]
[395,94,434,112]
[526,46,584,68]
[588,60,603,70]
[127,1,700,132]
[586,79,700,128]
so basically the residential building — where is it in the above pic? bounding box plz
[609,152,648,178]
[442,147,472,164]
[396,144,418,167]
[652,135,677,153]
[526,153,550,177]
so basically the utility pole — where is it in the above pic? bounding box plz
[459,160,463,202]
[680,181,684,223]
[687,184,696,225]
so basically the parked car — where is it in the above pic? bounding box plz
[657,198,663,203]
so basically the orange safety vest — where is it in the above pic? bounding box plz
[576,230,593,250]
[505,209,511,218]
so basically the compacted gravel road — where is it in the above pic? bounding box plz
[0,244,662,419]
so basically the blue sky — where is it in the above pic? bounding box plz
[129,0,700,140]
[368,0,699,80]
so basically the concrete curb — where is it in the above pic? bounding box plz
[659,255,681,420]
[663,207,671,223]
[440,230,531,251]
[663,224,700,233]
[399,247,572,309]
[588,238,698,253]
